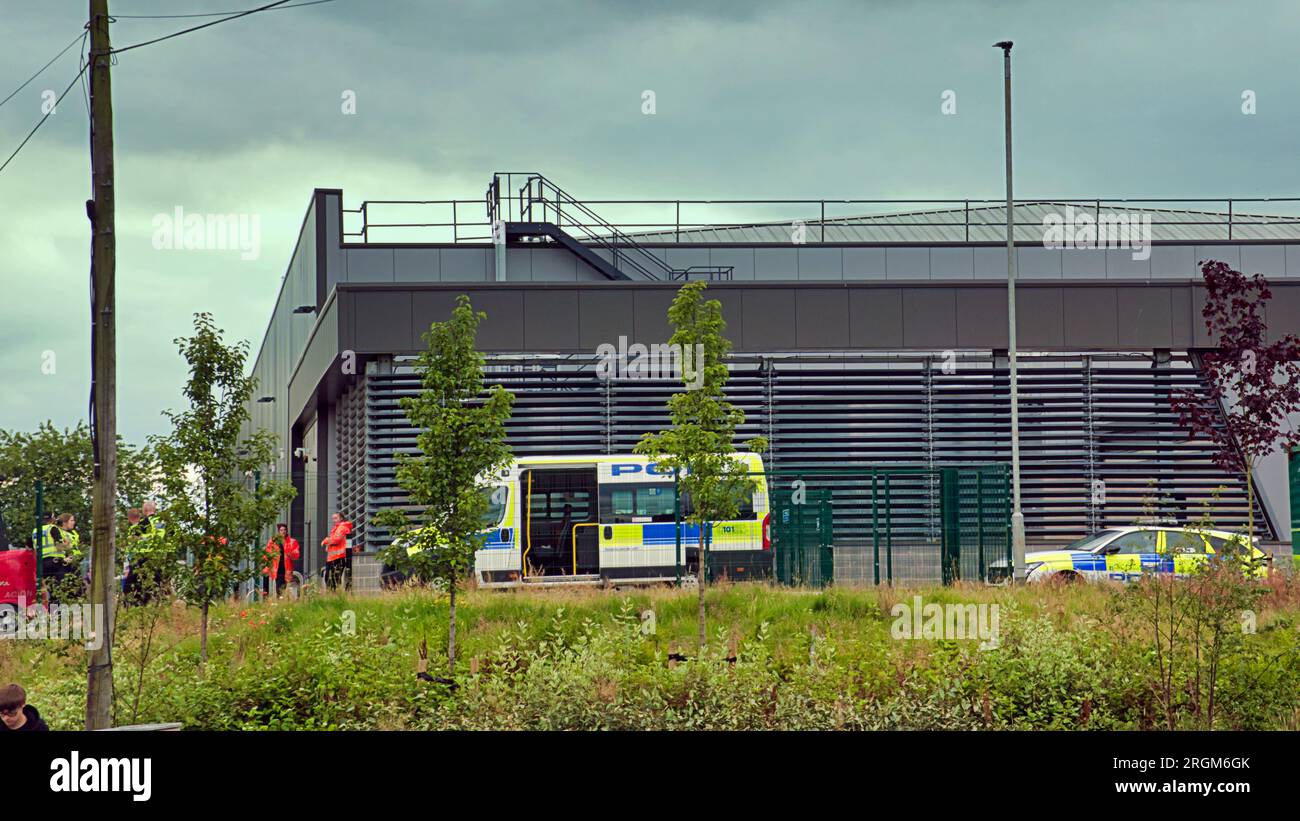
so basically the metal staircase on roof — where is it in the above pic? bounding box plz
[487,172,732,282]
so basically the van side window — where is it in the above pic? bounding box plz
[600,484,677,523]
[530,490,590,521]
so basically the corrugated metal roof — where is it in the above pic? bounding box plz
[625,202,1300,243]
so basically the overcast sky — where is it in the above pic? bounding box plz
[3,0,1299,445]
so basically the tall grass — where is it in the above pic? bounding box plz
[2,578,1297,730]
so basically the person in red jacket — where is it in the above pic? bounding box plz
[322,513,354,591]
[263,523,300,597]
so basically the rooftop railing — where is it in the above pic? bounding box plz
[341,193,1300,245]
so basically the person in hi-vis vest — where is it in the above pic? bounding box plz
[33,513,79,601]
[322,513,354,591]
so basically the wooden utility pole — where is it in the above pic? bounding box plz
[86,0,117,731]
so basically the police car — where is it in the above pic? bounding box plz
[992,526,1271,583]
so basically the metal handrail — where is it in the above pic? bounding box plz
[513,173,678,281]
[344,193,1300,245]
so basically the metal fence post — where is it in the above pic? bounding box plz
[977,470,986,583]
[871,469,880,585]
[674,473,681,588]
[884,473,893,585]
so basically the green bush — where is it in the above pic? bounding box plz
[4,584,1297,730]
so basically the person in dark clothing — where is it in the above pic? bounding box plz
[0,684,49,732]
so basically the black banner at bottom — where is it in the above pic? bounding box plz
[5,731,1292,811]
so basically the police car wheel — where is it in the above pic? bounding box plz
[1054,570,1082,584]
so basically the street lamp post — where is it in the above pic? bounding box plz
[994,40,1027,581]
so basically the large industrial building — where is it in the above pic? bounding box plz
[242,173,1300,581]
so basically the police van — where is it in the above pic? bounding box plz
[422,453,770,588]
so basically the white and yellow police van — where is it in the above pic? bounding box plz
[444,453,769,588]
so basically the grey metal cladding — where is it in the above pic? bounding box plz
[523,289,581,349]
[954,287,1010,348]
[794,289,851,348]
[1170,286,1195,348]
[579,290,636,350]
[843,247,888,280]
[1015,288,1065,348]
[901,288,957,348]
[796,247,844,281]
[849,288,903,346]
[1106,248,1151,279]
[632,289,676,345]
[1062,287,1120,348]
[1117,287,1174,348]
[411,289,525,350]
[345,247,396,283]
[1061,248,1107,278]
[528,248,577,281]
[439,247,490,281]
[708,247,756,280]
[394,247,440,282]
[929,246,974,279]
[1197,245,1239,269]
[288,297,339,422]
[353,290,413,351]
[886,247,930,279]
[1192,284,1214,348]
[753,247,798,281]
[740,289,791,350]
[1266,285,1300,343]
[322,281,1300,364]
[1018,246,1063,279]
[1240,245,1286,277]
[1150,245,1197,278]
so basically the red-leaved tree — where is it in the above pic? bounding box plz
[1171,260,1300,541]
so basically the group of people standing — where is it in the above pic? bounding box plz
[28,505,357,600]
[263,512,356,595]
[30,512,82,600]
[121,501,167,602]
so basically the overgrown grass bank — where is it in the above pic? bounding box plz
[4,579,1299,730]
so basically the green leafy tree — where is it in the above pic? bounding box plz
[0,422,158,551]
[635,282,767,649]
[375,295,514,677]
[151,313,295,664]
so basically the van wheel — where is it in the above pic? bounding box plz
[1054,570,1082,584]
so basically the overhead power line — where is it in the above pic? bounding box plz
[113,0,337,19]
[0,30,88,111]
[111,0,337,54]
[0,66,88,178]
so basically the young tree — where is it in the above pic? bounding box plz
[375,295,514,677]
[1171,261,1300,544]
[151,313,294,664]
[635,282,767,649]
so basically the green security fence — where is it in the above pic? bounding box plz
[761,465,1011,587]
[770,486,833,587]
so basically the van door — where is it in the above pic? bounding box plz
[521,467,599,577]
